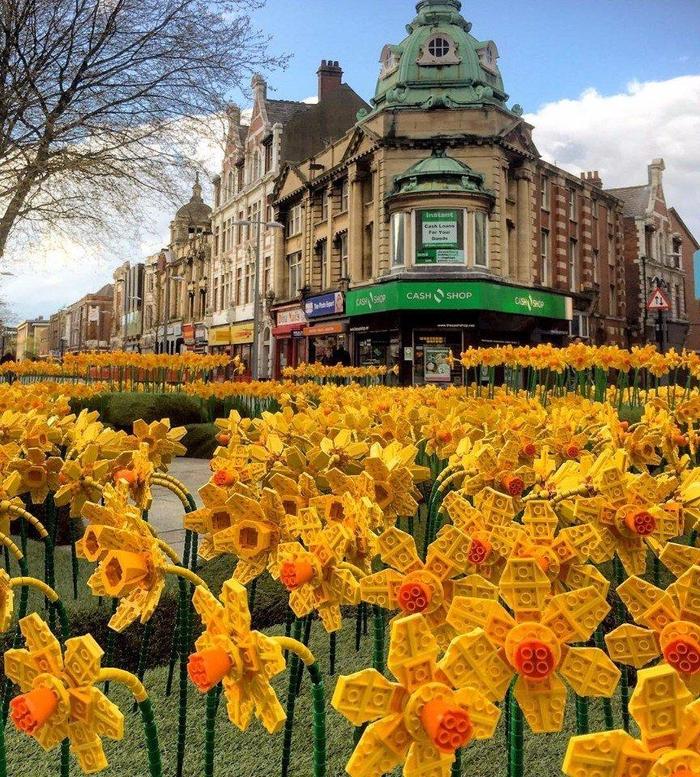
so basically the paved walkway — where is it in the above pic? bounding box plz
[149,458,211,556]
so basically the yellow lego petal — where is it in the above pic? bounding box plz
[220,578,251,638]
[678,697,700,751]
[249,674,286,734]
[82,686,124,741]
[562,563,610,597]
[404,740,452,777]
[559,647,620,697]
[562,730,653,777]
[617,575,668,624]
[437,628,513,701]
[447,597,515,648]
[388,614,438,693]
[499,558,551,620]
[541,586,610,644]
[660,542,700,578]
[63,635,103,687]
[18,613,63,674]
[223,677,255,732]
[451,574,498,600]
[33,717,70,752]
[513,673,567,733]
[232,555,268,586]
[192,585,226,635]
[328,568,360,606]
[379,527,423,574]
[331,668,405,725]
[346,714,411,777]
[629,665,692,751]
[69,726,108,774]
[318,602,342,633]
[604,624,660,668]
[360,568,402,610]
[452,686,501,739]
[617,539,648,578]
[425,525,469,581]
[3,648,41,692]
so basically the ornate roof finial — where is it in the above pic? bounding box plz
[192,172,202,202]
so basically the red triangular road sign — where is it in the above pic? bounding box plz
[647,288,670,311]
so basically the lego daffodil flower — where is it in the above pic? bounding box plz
[360,526,494,649]
[363,441,429,524]
[447,558,620,733]
[208,444,266,489]
[129,418,187,469]
[0,470,25,536]
[563,664,700,777]
[309,428,369,475]
[277,523,360,632]
[11,447,62,504]
[456,438,535,499]
[54,443,110,517]
[606,562,700,694]
[78,482,203,632]
[111,444,155,510]
[332,613,500,777]
[5,613,124,774]
[209,487,287,584]
[187,578,286,733]
[571,453,681,576]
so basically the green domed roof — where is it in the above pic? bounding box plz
[371,0,509,114]
[388,148,494,199]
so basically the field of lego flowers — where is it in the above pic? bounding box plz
[2,344,700,777]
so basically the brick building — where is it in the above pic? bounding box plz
[65,284,113,353]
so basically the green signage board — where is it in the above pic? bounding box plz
[346,280,572,320]
[415,209,464,265]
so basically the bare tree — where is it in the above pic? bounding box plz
[0,0,286,257]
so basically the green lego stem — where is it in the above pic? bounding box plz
[0,699,5,777]
[175,576,191,777]
[204,687,218,777]
[68,518,79,599]
[652,554,661,587]
[138,698,163,777]
[508,691,524,777]
[690,529,698,547]
[133,620,153,712]
[103,598,119,697]
[60,738,69,777]
[307,662,327,777]
[294,615,312,696]
[280,618,303,777]
[451,748,462,776]
[372,605,385,675]
[354,602,363,652]
[575,694,589,734]
[594,627,615,730]
[613,556,631,733]
[53,599,70,645]
[329,631,336,676]
[166,590,182,697]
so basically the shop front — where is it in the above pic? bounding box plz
[208,324,231,355]
[194,324,208,353]
[272,304,307,377]
[230,322,254,370]
[182,324,195,351]
[346,279,572,385]
[303,292,349,364]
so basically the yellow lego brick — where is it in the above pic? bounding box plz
[596,466,627,508]
[359,569,402,610]
[604,624,660,668]
[678,697,700,752]
[499,558,552,620]
[638,594,681,634]
[617,539,648,578]
[387,614,438,693]
[558,524,600,563]
[17,612,63,675]
[587,524,617,565]
[446,597,516,648]
[629,664,692,752]
[476,487,515,527]
[327,568,360,607]
[513,673,567,733]
[650,505,683,545]
[562,563,610,597]
[318,602,342,633]
[332,669,405,725]
[660,542,700,578]
[522,500,558,544]
[425,525,469,581]
[672,567,700,625]
[559,647,620,697]
[475,446,499,477]
[562,730,654,777]
[62,635,103,688]
[437,628,513,701]
[617,576,667,623]
[452,686,501,740]
[404,741,454,776]
[452,574,498,601]
[346,714,410,777]
[489,523,525,559]
[541,586,609,643]
[440,491,480,533]
[379,527,423,574]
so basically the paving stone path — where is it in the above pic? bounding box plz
[149,458,211,555]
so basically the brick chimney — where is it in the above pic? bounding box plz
[648,158,665,189]
[251,73,267,104]
[317,60,343,101]
[580,170,603,188]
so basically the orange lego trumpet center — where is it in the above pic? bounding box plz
[624,509,656,537]
[420,698,473,753]
[467,537,491,565]
[280,559,314,590]
[501,474,525,497]
[397,581,432,614]
[521,442,537,457]
[513,639,556,680]
[113,467,137,485]
[564,443,580,459]
[188,647,233,692]
[212,469,235,487]
[10,687,58,734]
[663,638,700,676]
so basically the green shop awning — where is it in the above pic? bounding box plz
[345,280,573,320]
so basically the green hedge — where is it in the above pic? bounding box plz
[70,392,207,430]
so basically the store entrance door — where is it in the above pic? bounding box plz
[412,330,464,385]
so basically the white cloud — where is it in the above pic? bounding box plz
[525,75,700,238]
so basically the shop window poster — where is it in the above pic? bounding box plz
[424,346,452,382]
[416,209,464,264]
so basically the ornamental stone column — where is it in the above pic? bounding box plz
[515,166,534,284]
[348,163,363,282]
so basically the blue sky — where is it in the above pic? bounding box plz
[244,0,700,110]
[5,0,700,320]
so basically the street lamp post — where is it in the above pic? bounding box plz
[230,219,284,380]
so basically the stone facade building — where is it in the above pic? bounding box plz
[608,160,692,351]
[111,261,145,352]
[16,318,49,360]
[65,285,113,353]
[207,66,367,376]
